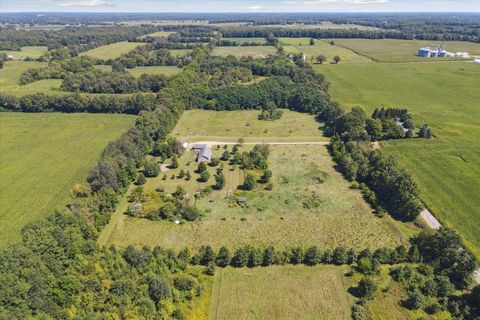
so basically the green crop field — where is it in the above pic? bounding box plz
[318,60,480,258]
[209,265,351,320]
[332,39,480,62]
[172,109,327,143]
[0,61,62,96]
[126,66,183,77]
[0,112,135,248]
[105,144,406,250]
[221,37,267,44]
[281,38,373,64]
[0,46,48,60]
[212,46,277,58]
[238,22,378,30]
[79,41,146,60]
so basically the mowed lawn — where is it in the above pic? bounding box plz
[332,39,480,62]
[209,265,351,320]
[79,41,146,60]
[0,112,135,248]
[221,37,267,44]
[106,145,405,251]
[172,109,326,142]
[319,61,480,258]
[212,46,277,58]
[0,46,48,60]
[0,61,62,96]
[126,66,183,77]
[280,38,372,64]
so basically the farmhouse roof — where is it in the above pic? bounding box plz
[237,197,248,203]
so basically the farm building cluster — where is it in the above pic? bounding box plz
[418,43,470,58]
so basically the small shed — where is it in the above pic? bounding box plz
[192,144,212,162]
[237,197,248,204]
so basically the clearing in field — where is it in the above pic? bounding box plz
[0,46,48,60]
[105,144,405,251]
[319,60,480,258]
[0,61,62,96]
[172,109,326,143]
[280,38,372,64]
[209,265,351,320]
[170,49,193,57]
[79,41,146,60]
[138,31,175,39]
[332,39,480,62]
[0,112,135,248]
[126,66,183,77]
[239,22,378,31]
[221,37,267,44]
[211,46,277,58]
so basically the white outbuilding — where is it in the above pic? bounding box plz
[474,59,480,65]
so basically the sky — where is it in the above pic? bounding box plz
[1,0,479,13]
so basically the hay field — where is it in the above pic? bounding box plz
[0,112,135,248]
[212,46,277,58]
[209,265,351,320]
[319,60,480,258]
[221,37,267,44]
[79,41,146,60]
[332,39,480,62]
[0,46,48,60]
[127,66,183,77]
[106,145,405,251]
[280,38,373,64]
[0,61,62,96]
[172,109,326,143]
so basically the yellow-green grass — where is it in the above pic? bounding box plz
[0,112,135,248]
[221,37,266,44]
[241,22,378,31]
[211,46,277,58]
[0,46,48,60]
[318,61,480,259]
[0,61,62,96]
[280,38,372,64]
[138,31,175,39]
[332,39,480,62]
[172,109,327,143]
[170,49,193,57]
[106,145,406,251]
[79,41,146,60]
[126,66,183,77]
[93,65,112,72]
[209,265,351,320]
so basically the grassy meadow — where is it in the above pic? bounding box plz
[0,46,48,60]
[0,61,62,96]
[170,49,193,57]
[212,46,277,58]
[79,41,146,60]
[0,112,135,248]
[209,265,351,320]
[172,109,326,143]
[138,31,175,39]
[318,60,480,258]
[126,66,183,77]
[332,39,480,62]
[105,144,406,251]
[281,38,373,64]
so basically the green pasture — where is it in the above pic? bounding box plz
[79,41,146,60]
[332,39,480,62]
[280,38,373,64]
[0,46,48,60]
[319,61,480,258]
[126,66,183,77]
[0,112,135,248]
[209,265,351,320]
[172,109,326,143]
[0,61,62,96]
[106,144,406,250]
[170,49,193,57]
[138,31,175,39]
[211,46,277,58]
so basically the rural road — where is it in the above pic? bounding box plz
[420,207,480,284]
